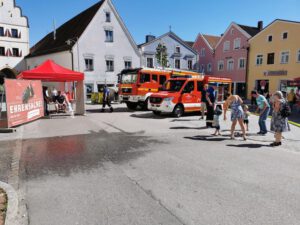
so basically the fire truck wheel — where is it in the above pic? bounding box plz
[142,98,149,111]
[126,102,138,110]
[173,105,184,118]
[152,111,161,116]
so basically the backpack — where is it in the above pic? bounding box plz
[281,101,291,118]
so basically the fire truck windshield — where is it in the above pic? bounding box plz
[163,80,186,92]
[121,73,138,84]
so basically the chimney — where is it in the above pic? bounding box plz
[258,21,263,31]
[146,35,156,43]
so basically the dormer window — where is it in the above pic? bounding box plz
[175,46,180,54]
[105,12,111,22]
[11,29,18,38]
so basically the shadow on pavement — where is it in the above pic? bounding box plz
[86,107,131,113]
[184,135,228,142]
[130,113,166,119]
[227,144,271,148]
[170,126,207,130]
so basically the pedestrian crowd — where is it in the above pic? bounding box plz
[201,85,296,147]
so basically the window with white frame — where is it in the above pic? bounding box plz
[256,55,263,65]
[11,29,18,38]
[200,64,205,73]
[239,58,245,69]
[175,59,181,69]
[207,63,212,72]
[12,48,19,57]
[105,12,111,22]
[106,60,114,71]
[188,60,193,70]
[105,30,113,42]
[281,51,289,64]
[124,61,132,69]
[227,59,234,71]
[175,46,180,54]
[218,61,224,71]
[84,59,94,71]
[200,48,205,57]
[230,29,234,35]
[147,58,154,68]
[234,38,241,49]
[0,46,5,56]
[223,41,230,52]
[0,27,4,36]
[297,50,300,62]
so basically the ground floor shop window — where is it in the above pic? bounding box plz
[85,83,94,100]
[234,83,246,98]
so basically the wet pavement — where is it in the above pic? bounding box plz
[1,104,300,225]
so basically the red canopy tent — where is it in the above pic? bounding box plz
[18,60,85,115]
[18,59,84,81]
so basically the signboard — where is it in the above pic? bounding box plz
[264,70,288,76]
[5,79,44,128]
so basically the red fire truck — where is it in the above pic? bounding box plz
[148,75,232,117]
[118,68,200,110]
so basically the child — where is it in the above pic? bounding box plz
[243,105,250,131]
[212,105,222,136]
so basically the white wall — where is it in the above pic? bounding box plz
[0,0,29,72]
[140,35,197,70]
[71,0,140,92]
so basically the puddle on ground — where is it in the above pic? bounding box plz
[17,130,161,180]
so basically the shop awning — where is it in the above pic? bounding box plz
[18,60,84,82]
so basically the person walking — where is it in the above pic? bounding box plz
[270,91,290,146]
[102,86,113,112]
[200,84,208,120]
[251,90,270,135]
[206,84,217,128]
[223,94,246,140]
[287,89,296,111]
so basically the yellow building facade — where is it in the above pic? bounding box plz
[247,20,300,98]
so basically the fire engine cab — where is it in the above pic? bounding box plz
[118,68,200,110]
[148,75,232,117]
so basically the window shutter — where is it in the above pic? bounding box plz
[19,50,22,57]
[18,31,21,38]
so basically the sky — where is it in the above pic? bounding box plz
[16,0,300,47]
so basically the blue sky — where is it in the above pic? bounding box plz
[17,0,300,47]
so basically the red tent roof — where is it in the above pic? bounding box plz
[18,60,84,82]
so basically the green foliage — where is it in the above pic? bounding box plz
[155,43,168,68]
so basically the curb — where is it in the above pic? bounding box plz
[0,182,18,225]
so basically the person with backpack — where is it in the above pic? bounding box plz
[270,91,290,147]
[102,86,113,112]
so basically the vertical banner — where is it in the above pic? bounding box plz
[5,79,44,128]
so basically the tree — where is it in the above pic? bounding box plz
[155,43,168,68]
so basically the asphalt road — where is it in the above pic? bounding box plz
[1,104,300,225]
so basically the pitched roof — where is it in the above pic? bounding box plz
[138,31,198,54]
[27,0,104,58]
[184,41,194,48]
[202,34,221,49]
[237,24,261,37]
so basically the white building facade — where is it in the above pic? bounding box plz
[139,32,198,71]
[26,0,140,100]
[0,0,29,79]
